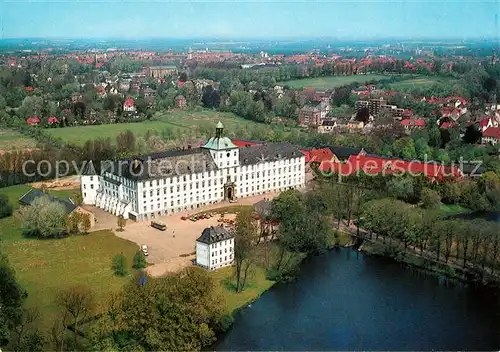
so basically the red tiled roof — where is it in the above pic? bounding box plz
[26,117,40,125]
[478,117,491,128]
[123,97,135,107]
[318,154,462,181]
[401,119,425,127]
[301,148,334,164]
[440,121,456,129]
[47,116,58,123]
[232,140,261,148]
[483,127,500,139]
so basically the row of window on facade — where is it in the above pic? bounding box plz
[212,240,233,248]
[137,158,303,189]
[212,255,232,265]
[212,247,233,256]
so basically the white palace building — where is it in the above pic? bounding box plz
[80,122,306,221]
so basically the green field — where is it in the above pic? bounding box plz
[0,129,37,151]
[388,76,458,90]
[0,185,139,330]
[280,74,392,90]
[46,110,260,145]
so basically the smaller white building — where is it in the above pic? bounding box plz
[196,226,234,271]
[81,161,100,205]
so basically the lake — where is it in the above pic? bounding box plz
[215,249,500,351]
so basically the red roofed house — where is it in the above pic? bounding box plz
[401,119,425,130]
[24,86,34,94]
[301,148,336,164]
[318,154,462,182]
[175,95,187,108]
[478,116,500,132]
[440,121,456,129]
[26,117,41,126]
[47,116,58,125]
[482,127,500,145]
[123,97,136,113]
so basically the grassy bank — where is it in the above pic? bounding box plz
[0,184,140,330]
[210,265,275,314]
[359,240,496,285]
[281,74,392,90]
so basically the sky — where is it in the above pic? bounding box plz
[1,0,499,40]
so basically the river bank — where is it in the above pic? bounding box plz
[358,237,500,287]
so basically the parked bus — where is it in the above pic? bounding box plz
[151,221,166,231]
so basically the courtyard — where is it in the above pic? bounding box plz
[87,192,280,277]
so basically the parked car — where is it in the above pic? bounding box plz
[141,244,149,256]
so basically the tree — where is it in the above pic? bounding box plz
[112,254,127,276]
[0,193,13,219]
[132,251,146,269]
[116,215,126,232]
[20,197,67,238]
[80,213,91,234]
[420,188,441,209]
[234,208,257,292]
[65,211,82,234]
[57,285,95,347]
[0,252,27,347]
[90,268,226,351]
[116,130,136,155]
[202,86,221,109]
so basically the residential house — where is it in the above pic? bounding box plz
[123,97,136,113]
[347,120,364,131]
[47,116,59,125]
[482,127,500,145]
[196,226,234,271]
[299,101,330,128]
[175,95,187,108]
[299,105,322,128]
[26,117,40,126]
[401,119,425,130]
[318,119,338,133]
[478,116,500,132]
[96,85,106,98]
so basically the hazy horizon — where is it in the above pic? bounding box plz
[2,0,499,40]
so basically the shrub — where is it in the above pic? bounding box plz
[20,197,67,238]
[112,254,127,276]
[132,251,146,269]
[0,193,13,219]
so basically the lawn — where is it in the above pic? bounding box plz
[439,203,471,215]
[388,76,458,90]
[280,74,393,90]
[210,265,275,314]
[0,128,37,151]
[0,184,139,330]
[46,110,260,145]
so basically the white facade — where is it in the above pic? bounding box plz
[80,123,306,221]
[196,232,234,271]
[81,175,100,205]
